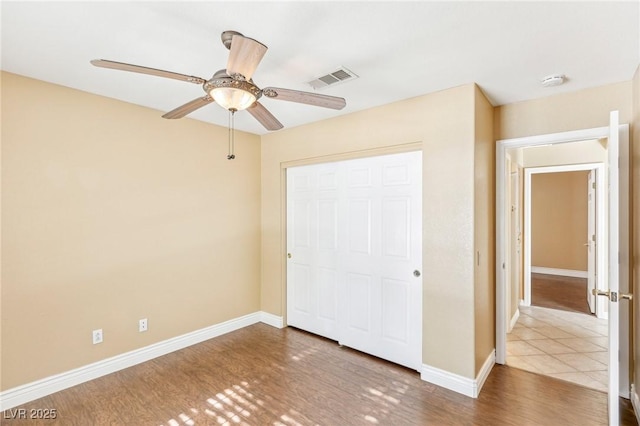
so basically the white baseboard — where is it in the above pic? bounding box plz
[531,266,588,279]
[260,311,284,328]
[0,311,284,411]
[631,384,640,424]
[421,349,495,398]
[508,308,520,332]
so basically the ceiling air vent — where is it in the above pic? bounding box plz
[307,67,358,90]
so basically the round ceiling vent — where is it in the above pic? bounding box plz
[541,74,565,87]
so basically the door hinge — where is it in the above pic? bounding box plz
[592,182,596,189]
[592,234,596,242]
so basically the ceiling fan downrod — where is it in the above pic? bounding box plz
[227,108,237,160]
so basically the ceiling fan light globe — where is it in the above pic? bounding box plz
[210,87,256,111]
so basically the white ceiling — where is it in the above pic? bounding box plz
[2,1,638,135]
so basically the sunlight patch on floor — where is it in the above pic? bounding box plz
[291,347,318,362]
[368,387,400,404]
[365,414,379,423]
[277,413,304,426]
[224,387,258,411]
[206,397,245,423]
[178,412,195,425]
[233,383,266,407]
[160,380,266,425]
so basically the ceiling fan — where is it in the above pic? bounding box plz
[91,30,346,159]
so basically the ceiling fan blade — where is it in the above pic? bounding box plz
[262,87,346,110]
[91,59,206,85]
[247,102,284,131]
[162,96,214,119]
[226,35,267,81]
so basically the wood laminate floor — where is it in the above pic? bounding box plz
[2,324,636,425]
[532,273,591,315]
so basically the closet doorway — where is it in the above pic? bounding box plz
[286,150,423,370]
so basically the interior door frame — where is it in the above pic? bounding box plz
[496,124,627,363]
[522,162,605,319]
[497,120,631,415]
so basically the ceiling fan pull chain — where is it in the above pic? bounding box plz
[227,109,236,160]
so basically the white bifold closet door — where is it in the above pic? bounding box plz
[286,151,422,370]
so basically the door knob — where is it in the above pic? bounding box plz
[413,270,421,277]
[591,288,633,302]
[592,288,610,299]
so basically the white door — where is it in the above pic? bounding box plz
[586,170,596,314]
[339,152,423,369]
[287,151,423,370]
[286,161,341,341]
[606,110,620,425]
[603,111,633,424]
[600,110,632,425]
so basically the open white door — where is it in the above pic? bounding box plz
[606,110,620,425]
[596,110,632,425]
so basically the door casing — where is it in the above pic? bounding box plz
[522,163,605,319]
[495,123,630,401]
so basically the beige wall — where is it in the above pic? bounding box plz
[531,171,589,271]
[1,72,262,390]
[523,139,606,168]
[261,84,493,379]
[632,65,640,400]
[473,85,495,374]
[495,81,632,140]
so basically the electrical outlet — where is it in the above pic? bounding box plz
[92,329,103,344]
[139,318,148,332]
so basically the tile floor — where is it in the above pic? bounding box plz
[507,305,608,392]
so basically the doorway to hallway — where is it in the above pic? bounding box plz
[495,113,631,424]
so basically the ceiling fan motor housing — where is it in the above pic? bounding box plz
[221,30,243,50]
[203,70,262,103]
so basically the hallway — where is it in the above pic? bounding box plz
[507,305,608,392]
